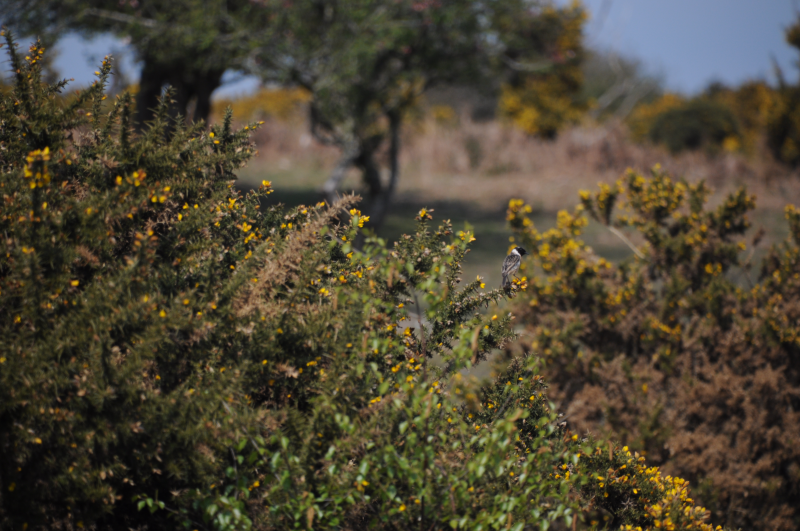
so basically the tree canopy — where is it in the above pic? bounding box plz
[1,0,588,226]
[0,0,269,125]
[253,0,588,224]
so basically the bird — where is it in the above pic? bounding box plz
[501,246,527,288]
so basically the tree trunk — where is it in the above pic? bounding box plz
[189,68,225,125]
[355,148,382,200]
[135,57,224,130]
[136,58,170,131]
[319,115,401,230]
[321,141,360,205]
[367,112,401,229]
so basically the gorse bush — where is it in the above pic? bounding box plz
[0,35,724,530]
[626,94,684,144]
[626,83,775,157]
[507,166,800,530]
[211,87,312,123]
[647,100,740,155]
[704,81,775,155]
[498,3,587,138]
[626,97,742,155]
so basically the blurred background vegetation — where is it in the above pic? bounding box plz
[3,1,800,529]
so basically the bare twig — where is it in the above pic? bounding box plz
[501,55,553,73]
[607,225,647,260]
[83,8,159,28]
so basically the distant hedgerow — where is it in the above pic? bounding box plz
[1,33,723,531]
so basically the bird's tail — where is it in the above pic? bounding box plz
[501,274,509,288]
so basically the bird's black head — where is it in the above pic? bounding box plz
[515,246,527,256]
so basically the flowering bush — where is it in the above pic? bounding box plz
[507,165,800,530]
[627,83,775,156]
[498,3,587,138]
[0,34,726,531]
[212,87,312,123]
[627,94,685,142]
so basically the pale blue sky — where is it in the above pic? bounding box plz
[30,0,800,98]
[574,0,799,92]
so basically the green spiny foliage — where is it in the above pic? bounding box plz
[0,33,726,531]
[0,32,267,529]
[0,33,557,531]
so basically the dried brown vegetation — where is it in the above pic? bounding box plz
[506,171,800,531]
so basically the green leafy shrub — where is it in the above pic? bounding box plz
[507,166,800,530]
[0,34,724,531]
[702,80,775,154]
[646,99,741,154]
[627,85,775,157]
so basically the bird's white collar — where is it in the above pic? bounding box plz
[511,248,521,256]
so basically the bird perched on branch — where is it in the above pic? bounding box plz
[501,246,527,288]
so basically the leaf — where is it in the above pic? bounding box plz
[306,506,314,528]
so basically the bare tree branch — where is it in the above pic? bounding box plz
[607,225,647,260]
[321,141,359,205]
[82,8,159,28]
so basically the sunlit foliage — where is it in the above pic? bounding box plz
[498,2,588,138]
[508,166,800,530]
[0,33,727,531]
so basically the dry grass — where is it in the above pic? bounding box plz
[243,111,798,208]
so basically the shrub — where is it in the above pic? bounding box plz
[498,3,587,138]
[646,99,741,154]
[627,85,775,156]
[0,34,724,531]
[704,81,775,154]
[507,166,800,530]
[626,94,685,142]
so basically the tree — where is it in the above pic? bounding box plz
[497,1,588,137]
[0,0,268,126]
[253,0,588,227]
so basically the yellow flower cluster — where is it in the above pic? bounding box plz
[212,87,311,122]
[457,230,476,243]
[24,147,51,189]
[586,447,720,531]
[506,197,604,288]
[349,208,370,228]
[625,168,687,222]
[24,42,46,67]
